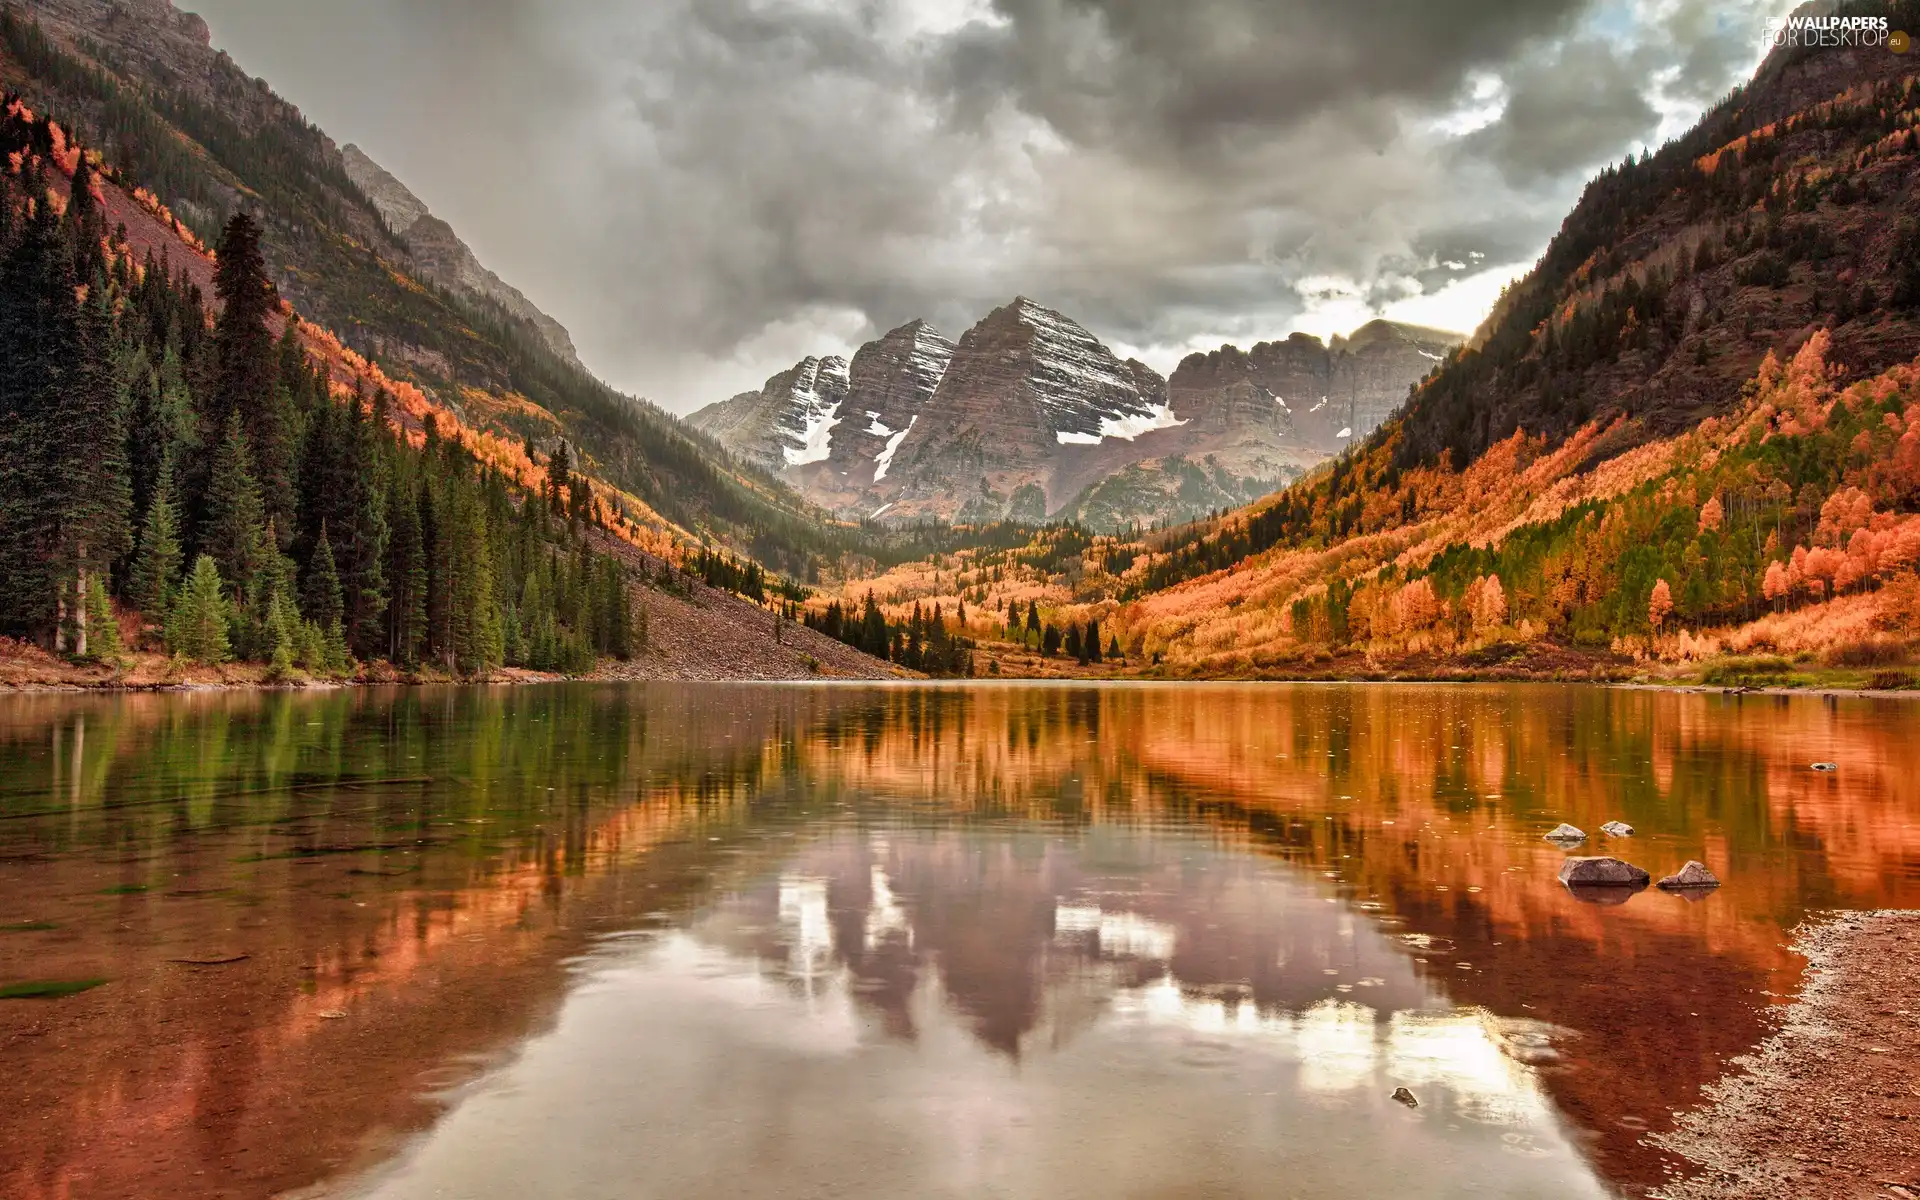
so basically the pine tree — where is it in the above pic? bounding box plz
[547,440,573,514]
[446,489,502,676]
[386,474,426,666]
[302,523,344,635]
[209,212,279,433]
[166,555,232,664]
[67,154,107,284]
[128,461,184,615]
[57,284,134,657]
[0,176,80,643]
[860,594,890,660]
[1086,618,1102,663]
[83,575,124,664]
[201,413,267,599]
[263,591,298,679]
[419,482,450,663]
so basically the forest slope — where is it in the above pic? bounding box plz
[0,1,857,576]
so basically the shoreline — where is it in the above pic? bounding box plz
[3,666,1917,699]
[1651,910,1920,1199]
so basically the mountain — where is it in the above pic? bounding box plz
[687,354,853,475]
[1393,5,1920,472]
[690,299,1458,529]
[339,143,581,368]
[1167,320,1462,455]
[0,0,859,577]
[828,3,1920,684]
[0,7,906,683]
[1051,319,1463,528]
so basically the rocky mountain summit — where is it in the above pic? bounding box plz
[341,144,581,366]
[691,301,1460,528]
[1168,320,1461,454]
[687,354,852,475]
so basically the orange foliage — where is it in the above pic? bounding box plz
[1648,580,1674,631]
[1697,495,1723,534]
[45,121,80,176]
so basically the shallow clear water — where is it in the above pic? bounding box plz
[1,683,1915,1199]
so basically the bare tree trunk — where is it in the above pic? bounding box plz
[73,560,90,661]
[53,577,68,655]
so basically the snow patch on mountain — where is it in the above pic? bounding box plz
[1056,402,1185,445]
[777,356,851,467]
[1008,298,1172,443]
[874,415,917,481]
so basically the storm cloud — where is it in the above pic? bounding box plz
[186,0,1787,410]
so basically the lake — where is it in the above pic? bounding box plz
[1,683,1915,1199]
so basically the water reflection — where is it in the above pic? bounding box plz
[352,825,1609,1200]
[0,683,1914,1199]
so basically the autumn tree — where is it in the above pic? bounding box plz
[1648,579,1675,631]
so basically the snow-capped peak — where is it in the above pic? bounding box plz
[777,355,850,467]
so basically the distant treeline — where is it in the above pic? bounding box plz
[803,596,972,676]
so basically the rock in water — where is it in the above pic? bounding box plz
[1564,883,1644,906]
[1657,861,1721,890]
[1557,857,1651,888]
[1810,762,1838,772]
[1600,821,1634,837]
[1390,1087,1418,1107]
[1543,823,1586,843]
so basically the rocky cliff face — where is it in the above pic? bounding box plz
[874,299,1181,522]
[688,302,1459,529]
[687,356,851,475]
[1167,320,1460,455]
[340,145,580,366]
[779,320,956,505]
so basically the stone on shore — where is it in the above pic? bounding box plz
[1557,857,1650,887]
[1544,823,1586,843]
[1657,861,1721,890]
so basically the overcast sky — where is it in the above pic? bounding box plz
[187,0,1788,413]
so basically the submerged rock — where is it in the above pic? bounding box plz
[1544,823,1586,843]
[1557,857,1651,888]
[1391,1087,1418,1107]
[1657,861,1721,890]
[1600,821,1634,837]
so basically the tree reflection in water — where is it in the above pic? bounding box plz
[0,683,1914,1199]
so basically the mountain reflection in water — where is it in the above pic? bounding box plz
[351,826,1606,1200]
[0,683,1914,1199]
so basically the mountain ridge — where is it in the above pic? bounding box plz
[691,299,1460,529]
[339,143,582,368]
[801,5,1920,687]
[0,0,923,586]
